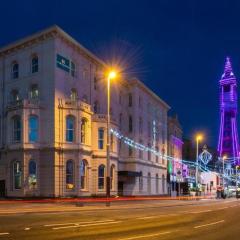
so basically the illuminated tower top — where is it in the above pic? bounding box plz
[218,57,239,164]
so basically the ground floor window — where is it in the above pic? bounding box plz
[13,161,21,189]
[80,160,88,190]
[66,160,74,190]
[98,164,105,190]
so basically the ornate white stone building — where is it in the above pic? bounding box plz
[0,26,170,197]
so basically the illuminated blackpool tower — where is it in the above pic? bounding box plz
[218,57,240,165]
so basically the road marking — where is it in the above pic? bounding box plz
[45,219,114,227]
[218,207,229,210]
[0,233,9,236]
[52,221,121,230]
[192,210,212,214]
[118,232,171,240]
[194,220,225,229]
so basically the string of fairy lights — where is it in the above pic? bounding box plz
[110,128,239,182]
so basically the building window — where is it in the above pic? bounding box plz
[98,164,105,190]
[70,88,78,101]
[98,128,104,149]
[148,143,151,161]
[31,55,38,73]
[66,116,75,142]
[70,61,75,77]
[119,91,122,104]
[129,115,133,133]
[12,62,19,79]
[81,118,87,144]
[110,164,115,190]
[162,174,165,193]
[29,85,39,100]
[93,101,99,113]
[29,160,37,187]
[12,116,21,142]
[138,96,142,108]
[139,117,142,134]
[11,89,20,102]
[128,93,132,107]
[139,171,143,192]
[155,146,159,163]
[28,115,38,142]
[147,172,151,194]
[13,161,21,189]
[129,145,133,156]
[80,160,88,190]
[110,132,114,151]
[139,140,143,159]
[66,160,74,189]
[156,174,159,194]
[119,113,122,131]
[94,75,98,90]
[148,121,151,138]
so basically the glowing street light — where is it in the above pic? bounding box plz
[106,70,117,200]
[195,134,203,190]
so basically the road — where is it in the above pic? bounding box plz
[0,199,239,239]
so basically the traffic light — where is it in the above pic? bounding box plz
[236,165,240,170]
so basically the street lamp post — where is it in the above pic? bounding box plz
[106,71,116,199]
[195,135,203,191]
[222,155,226,189]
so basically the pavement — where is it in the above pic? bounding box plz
[0,198,239,239]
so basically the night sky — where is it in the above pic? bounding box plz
[1,0,240,147]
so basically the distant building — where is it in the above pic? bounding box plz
[167,115,185,195]
[0,26,170,197]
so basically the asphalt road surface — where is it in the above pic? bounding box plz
[0,199,239,240]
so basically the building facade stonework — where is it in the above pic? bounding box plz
[0,26,170,197]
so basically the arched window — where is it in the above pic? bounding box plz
[139,171,143,192]
[147,172,151,194]
[156,174,159,194]
[70,88,78,101]
[98,128,104,149]
[80,160,88,190]
[29,160,37,187]
[12,115,21,142]
[11,89,20,102]
[31,55,38,73]
[110,164,115,190]
[80,118,87,144]
[13,161,21,189]
[93,100,99,113]
[29,84,39,99]
[66,115,75,142]
[12,62,19,79]
[66,160,74,189]
[162,174,165,193]
[98,164,105,189]
[28,115,38,142]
